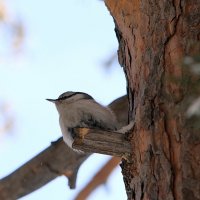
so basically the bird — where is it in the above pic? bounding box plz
[46,91,118,151]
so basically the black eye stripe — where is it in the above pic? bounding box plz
[58,93,77,100]
[58,96,68,100]
[58,92,93,100]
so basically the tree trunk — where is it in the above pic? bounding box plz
[105,1,200,200]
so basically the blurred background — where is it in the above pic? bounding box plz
[0,0,127,199]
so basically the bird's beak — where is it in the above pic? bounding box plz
[46,99,57,103]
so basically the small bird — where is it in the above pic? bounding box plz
[47,91,118,151]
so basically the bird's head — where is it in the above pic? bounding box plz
[46,91,93,105]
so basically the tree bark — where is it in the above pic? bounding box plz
[105,1,200,200]
[72,128,132,157]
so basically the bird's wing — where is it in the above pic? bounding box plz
[78,110,118,131]
[79,114,105,129]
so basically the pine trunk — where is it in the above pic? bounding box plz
[105,1,200,200]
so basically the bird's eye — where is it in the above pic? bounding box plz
[59,96,67,100]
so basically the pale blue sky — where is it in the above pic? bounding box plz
[0,0,127,199]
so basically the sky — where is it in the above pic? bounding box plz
[0,0,127,199]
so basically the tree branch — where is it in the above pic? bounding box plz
[0,138,89,200]
[72,128,131,158]
[0,95,128,199]
[74,157,121,200]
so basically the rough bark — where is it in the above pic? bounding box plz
[105,1,200,200]
[73,128,131,157]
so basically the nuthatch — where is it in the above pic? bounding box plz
[47,91,118,151]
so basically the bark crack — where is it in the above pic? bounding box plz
[164,2,183,199]
[150,96,156,128]
[163,0,183,70]
[162,2,183,199]
[140,181,144,200]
